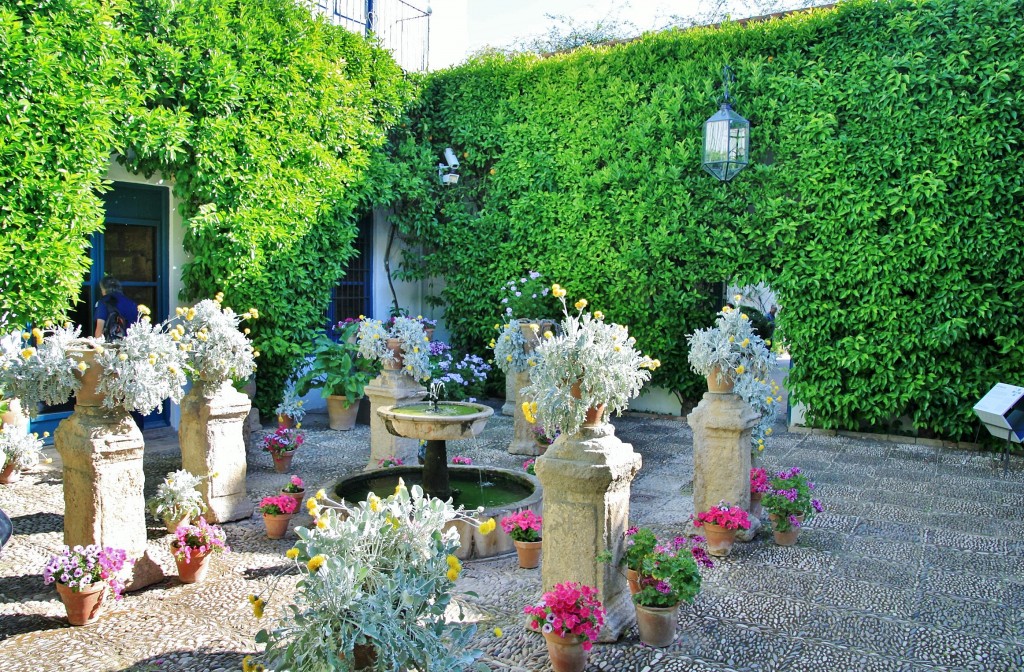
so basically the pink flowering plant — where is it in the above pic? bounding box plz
[172,517,229,563]
[378,456,404,468]
[500,510,542,542]
[750,467,770,493]
[451,455,473,465]
[282,475,304,493]
[524,581,605,650]
[258,495,299,516]
[43,544,131,600]
[694,501,751,531]
[531,424,559,446]
[762,467,823,532]
[262,427,304,457]
[634,536,711,608]
[522,458,536,475]
[622,526,658,571]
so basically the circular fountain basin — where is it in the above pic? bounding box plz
[377,402,493,441]
[334,465,542,560]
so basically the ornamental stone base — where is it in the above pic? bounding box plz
[55,406,164,591]
[535,422,642,642]
[180,380,254,524]
[508,370,541,456]
[687,391,761,541]
[501,375,516,416]
[365,369,426,469]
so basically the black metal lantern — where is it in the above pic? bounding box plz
[702,66,749,182]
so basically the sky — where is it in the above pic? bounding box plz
[428,0,712,70]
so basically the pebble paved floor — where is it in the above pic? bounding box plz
[1,406,1022,672]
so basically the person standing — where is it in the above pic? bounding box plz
[93,276,139,340]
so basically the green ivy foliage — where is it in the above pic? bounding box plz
[389,0,1024,439]
[0,0,124,327]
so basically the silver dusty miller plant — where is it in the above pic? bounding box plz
[0,324,84,412]
[172,295,258,386]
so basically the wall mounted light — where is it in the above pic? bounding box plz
[702,66,750,182]
[438,147,460,185]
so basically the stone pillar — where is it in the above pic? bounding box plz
[55,406,164,591]
[501,375,516,416]
[508,369,541,456]
[180,380,254,523]
[535,422,642,642]
[687,391,761,541]
[365,369,426,469]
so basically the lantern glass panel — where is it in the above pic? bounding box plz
[702,104,750,182]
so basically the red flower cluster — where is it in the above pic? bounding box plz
[750,467,770,493]
[258,495,298,515]
[694,501,751,531]
[500,510,542,542]
[262,427,304,456]
[524,581,605,650]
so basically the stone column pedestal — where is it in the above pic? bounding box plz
[365,370,426,469]
[55,406,164,591]
[501,375,516,416]
[535,422,642,642]
[687,391,761,541]
[508,370,541,456]
[180,380,254,524]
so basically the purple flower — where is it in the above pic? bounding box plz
[811,499,823,513]
[788,514,802,528]
[529,271,541,279]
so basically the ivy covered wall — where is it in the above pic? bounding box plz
[389,0,1024,439]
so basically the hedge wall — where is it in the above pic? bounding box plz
[390,0,1024,439]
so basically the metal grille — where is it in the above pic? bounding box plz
[309,0,430,72]
[330,214,373,324]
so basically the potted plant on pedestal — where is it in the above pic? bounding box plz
[172,517,229,583]
[633,535,713,647]
[263,426,304,473]
[294,319,379,431]
[258,495,298,539]
[356,316,431,382]
[42,544,130,625]
[686,295,776,395]
[0,427,47,484]
[524,581,605,672]
[763,467,823,546]
[500,510,543,569]
[147,469,209,533]
[694,501,751,557]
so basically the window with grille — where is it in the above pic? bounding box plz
[329,213,373,326]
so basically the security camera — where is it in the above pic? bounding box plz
[444,147,460,170]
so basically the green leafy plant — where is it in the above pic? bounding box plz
[634,536,709,608]
[762,467,824,532]
[294,320,380,407]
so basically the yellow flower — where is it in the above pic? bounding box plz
[386,514,400,529]
[394,478,407,495]
[175,306,185,316]
[21,347,36,359]
[446,554,461,568]
[521,401,536,424]
[21,332,30,340]
[369,494,382,512]
[306,498,319,513]
[493,627,503,637]
[543,331,553,339]
[413,347,419,353]
[94,345,104,355]
[765,428,773,436]
[776,396,782,402]
[446,567,460,582]
[285,548,299,560]
[766,396,774,404]
[593,311,604,321]
[766,339,772,346]
[741,313,749,320]
[315,489,326,500]
[186,308,196,321]
[316,517,328,529]
[215,291,225,302]
[307,554,326,572]
[250,308,259,319]
[138,304,151,316]
[574,299,588,311]
[758,444,765,452]
[529,323,539,332]
[242,655,258,672]
[31,327,42,344]
[734,294,742,302]
[243,328,251,335]
[722,306,732,313]
[506,355,513,362]
[740,338,750,348]
[551,284,567,298]
[76,361,88,372]
[735,365,746,375]
[729,335,736,343]
[494,324,500,330]
[249,596,265,618]
[479,518,496,535]
[528,358,536,367]
[489,339,496,348]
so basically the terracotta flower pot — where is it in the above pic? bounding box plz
[768,513,805,546]
[635,602,680,648]
[173,545,212,584]
[749,490,764,518]
[583,404,606,426]
[626,567,641,596]
[706,365,735,394]
[326,395,359,431]
[263,513,292,539]
[281,488,305,512]
[56,581,105,626]
[702,522,737,557]
[542,631,589,672]
[272,450,295,473]
[0,462,21,484]
[164,514,191,535]
[69,347,105,407]
[277,414,296,429]
[513,539,542,569]
[383,338,405,370]
[353,643,378,670]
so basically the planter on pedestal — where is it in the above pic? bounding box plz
[513,539,542,569]
[326,395,360,431]
[542,631,589,672]
[705,365,735,393]
[56,582,105,626]
[635,602,680,648]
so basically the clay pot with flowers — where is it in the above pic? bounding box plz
[500,510,543,569]
[172,517,229,583]
[601,526,657,595]
[281,475,305,511]
[147,469,209,534]
[762,467,823,546]
[693,501,751,557]
[0,426,46,484]
[633,535,713,647]
[259,495,298,539]
[749,467,770,518]
[42,544,130,626]
[524,581,605,672]
[263,426,304,473]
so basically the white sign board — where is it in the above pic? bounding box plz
[973,383,1024,443]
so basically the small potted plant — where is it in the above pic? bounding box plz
[749,467,770,518]
[623,526,658,594]
[263,426,304,473]
[147,469,209,533]
[693,501,751,557]
[0,427,46,484]
[633,535,712,647]
[500,510,543,569]
[42,544,130,625]
[172,517,229,583]
[258,494,299,539]
[281,475,305,510]
[451,455,472,465]
[274,384,306,428]
[524,581,605,672]
[356,315,431,382]
[377,456,403,468]
[294,319,379,431]
[522,458,536,476]
[762,467,823,546]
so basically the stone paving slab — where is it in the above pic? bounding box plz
[1,406,1022,671]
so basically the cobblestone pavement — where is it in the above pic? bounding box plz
[1,405,1022,672]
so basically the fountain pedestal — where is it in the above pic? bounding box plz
[365,370,426,469]
[422,439,451,500]
[535,422,642,642]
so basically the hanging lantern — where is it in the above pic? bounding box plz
[702,66,749,182]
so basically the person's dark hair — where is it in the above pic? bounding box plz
[100,276,122,294]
